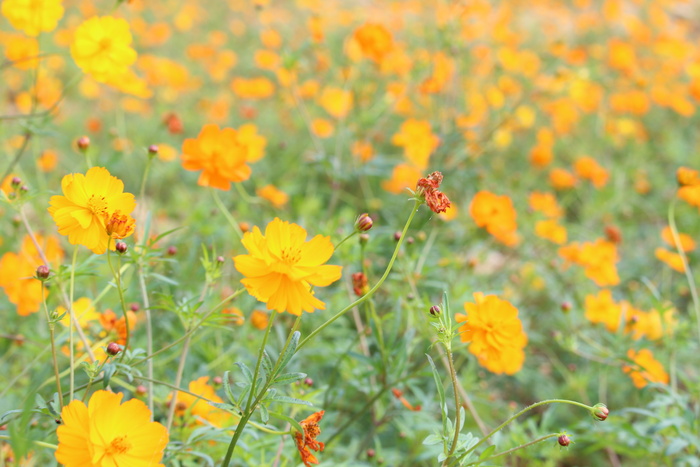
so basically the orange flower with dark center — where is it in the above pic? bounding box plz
[416,171,451,214]
[294,410,325,467]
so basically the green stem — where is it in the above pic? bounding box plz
[668,199,700,342]
[451,399,594,466]
[245,311,278,412]
[68,246,78,401]
[334,231,358,250]
[41,285,63,409]
[298,199,422,351]
[464,433,559,466]
[0,435,57,450]
[211,189,243,240]
[442,344,461,465]
[106,244,130,362]
[137,262,154,416]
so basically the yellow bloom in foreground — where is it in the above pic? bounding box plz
[234,218,342,316]
[56,390,169,466]
[2,0,64,36]
[48,167,136,255]
[71,16,137,82]
[455,293,528,375]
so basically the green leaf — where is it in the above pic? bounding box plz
[208,402,237,413]
[267,395,313,407]
[423,434,444,446]
[272,372,307,386]
[262,350,274,382]
[259,404,269,424]
[479,444,496,459]
[102,364,116,388]
[234,362,253,384]
[276,331,300,374]
[222,371,236,405]
[268,411,304,434]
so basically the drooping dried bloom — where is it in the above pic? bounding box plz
[55,390,169,466]
[623,349,669,389]
[416,171,451,214]
[351,272,368,296]
[70,16,137,82]
[294,410,325,467]
[233,218,342,316]
[455,293,528,375]
[48,167,136,255]
[181,124,253,190]
[2,0,64,36]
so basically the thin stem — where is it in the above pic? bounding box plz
[668,199,700,341]
[41,285,63,409]
[68,246,78,401]
[442,345,461,465]
[464,433,559,466]
[138,262,154,415]
[451,399,594,466]
[245,311,278,412]
[0,435,57,451]
[298,199,422,351]
[106,245,130,362]
[334,230,358,250]
[211,189,243,240]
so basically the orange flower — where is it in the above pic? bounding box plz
[528,191,563,218]
[391,119,439,170]
[294,410,325,467]
[661,226,696,252]
[677,167,700,186]
[4,35,39,69]
[310,118,334,138]
[257,184,288,208]
[455,293,527,375]
[535,219,567,245]
[233,218,342,316]
[559,239,619,286]
[584,289,622,332]
[574,156,609,188]
[623,349,668,389]
[352,23,393,63]
[250,310,269,329]
[549,168,577,190]
[181,124,253,190]
[655,248,685,273]
[168,376,230,428]
[230,77,275,99]
[382,164,423,194]
[351,141,373,163]
[319,87,353,119]
[469,191,519,246]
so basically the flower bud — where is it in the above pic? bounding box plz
[11,176,21,188]
[216,255,225,264]
[429,305,441,316]
[167,246,177,256]
[147,144,159,156]
[130,303,140,312]
[367,449,376,458]
[558,434,571,447]
[213,376,223,385]
[20,185,28,193]
[560,301,572,312]
[406,236,414,245]
[106,342,122,356]
[592,403,609,421]
[115,241,128,254]
[135,385,147,396]
[355,213,373,232]
[304,377,313,386]
[77,136,90,152]
[393,231,402,241]
[36,265,50,280]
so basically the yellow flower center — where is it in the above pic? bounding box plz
[98,37,113,52]
[105,435,131,455]
[87,195,108,216]
[280,247,301,264]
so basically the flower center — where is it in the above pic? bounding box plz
[87,195,108,216]
[105,435,131,456]
[280,247,301,264]
[98,37,112,52]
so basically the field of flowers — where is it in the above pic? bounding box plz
[1,0,699,465]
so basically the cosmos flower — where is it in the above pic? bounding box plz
[70,16,137,82]
[2,0,64,36]
[294,410,325,467]
[233,218,342,316]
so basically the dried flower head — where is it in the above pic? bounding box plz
[416,171,451,214]
[294,410,325,467]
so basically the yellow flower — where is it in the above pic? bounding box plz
[168,376,231,428]
[257,184,289,208]
[56,390,169,466]
[70,16,137,83]
[623,349,669,389]
[48,167,136,255]
[455,293,528,375]
[2,0,64,36]
[234,218,342,316]
[58,297,99,328]
[584,289,622,332]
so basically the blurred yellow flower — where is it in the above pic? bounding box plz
[455,293,527,375]
[391,119,439,170]
[48,167,136,255]
[623,349,668,389]
[2,0,64,36]
[70,16,137,82]
[234,218,342,316]
[169,376,230,428]
[257,184,289,208]
[56,390,168,466]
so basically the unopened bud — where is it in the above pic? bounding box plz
[36,265,50,280]
[77,136,90,151]
[20,185,28,193]
[561,301,572,312]
[406,236,414,245]
[304,377,313,386]
[429,305,441,316]
[106,342,122,356]
[130,303,140,312]
[135,385,147,396]
[393,231,402,241]
[355,213,373,232]
[147,144,159,156]
[213,376,223,385]
[10,176,21,187]
[216,255,225,264]
[167,246,177,256]
[558,434,571,447]
[115,241,128,254]
[592,403,609,421]
[367,449,375,458]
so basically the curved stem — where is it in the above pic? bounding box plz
[298,199,422,351]
[211,189,243,240]
[451,399,594,466]
[137,263,154,416]
[334,231,358,250]
[668,199,700,341]
[464,433,559,466]
[442,345,461,465]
